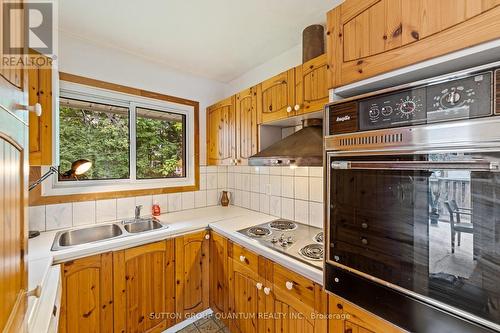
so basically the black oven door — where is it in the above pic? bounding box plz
[327,150,500,331]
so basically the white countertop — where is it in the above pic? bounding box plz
[27,205,323,332]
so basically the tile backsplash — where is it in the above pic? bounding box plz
[29,165,324,232]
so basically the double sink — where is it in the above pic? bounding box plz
[51,218,166,251]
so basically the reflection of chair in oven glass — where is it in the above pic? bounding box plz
[444,200,473,254]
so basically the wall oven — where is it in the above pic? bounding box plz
[324,62,500,333]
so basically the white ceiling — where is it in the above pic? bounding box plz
[59,0,341,83]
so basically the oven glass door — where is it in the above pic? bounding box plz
[328,151,500,328]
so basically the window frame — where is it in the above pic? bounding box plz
[41,80,197,196]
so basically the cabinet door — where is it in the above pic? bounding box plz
[295,54,330,115]
[206,97,236,165]
[236,86,258,164]
[113,240,175,333]
[28,56,53,165]
[259,69,295,124]
[209,232,228,323]
[328,294,403,333]
[175,231,209,320]
[0,0,24,89]
[59,253,114,333]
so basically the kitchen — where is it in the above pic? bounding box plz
[1,0,500,332]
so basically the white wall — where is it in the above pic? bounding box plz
[58,31,229,163]
[224,43,302,96]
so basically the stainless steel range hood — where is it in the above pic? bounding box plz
[249,119,323,167]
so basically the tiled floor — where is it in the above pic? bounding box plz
[177,314,230,333]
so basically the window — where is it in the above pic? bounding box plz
[44,81,196,196]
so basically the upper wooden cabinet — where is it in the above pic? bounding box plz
[295,54,330,116]
[235,86,259,164]
[0,0,24,90]
[206,96,236,165]
[327,0,500,88]
[113,240,175,333]
[59,253,114,333]
[28,58,53,166]
[258,69,296,124]
[175,231,210,320]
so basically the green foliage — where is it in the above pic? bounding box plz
[59,105,184,181]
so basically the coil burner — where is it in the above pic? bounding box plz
[314,232,324,243]
[269,219,297,231]
[247,226,271,237]
[299,244,324,261]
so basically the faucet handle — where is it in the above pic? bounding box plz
[135,205,143,218]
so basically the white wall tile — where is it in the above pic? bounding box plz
[259,194,270,214]
[294,200,309,224]
[282,167,295,176]
[282,176,294,198]
[294,167,309,177]
[96,199,117,223]
[195,191,207,208]
[241,174,250,191]
[152,194,168,214]
[241,191,250,209]
[309,202,324,228]
[259,174,270,194]
[233,190,242,206]
[218,173,227,189]
[309,177,323,203]
[259,166,269,175]
[199,174,207,190]
[200,166,207,174]
[29,206,45,231]
[182,191,195,210]
[117,197,135,220]
[250,174,260,192]
[235,173,242,190]
[240,166,251,174]
[251,166,260,174]
[168,193,182,212]
[73,201,96,226]
[206,166,218,173]
[309,167,323,178]
[270,175,281,196]
[206,173,218,190]
[217,166,227,173]
[46,203,73,230]
[269,196,281,217]
[281,198,294,220]
[135,196,153,216]
[207,190,219,206]
[227,172,235,189]
[294,177,309,201]
[269,167,282,176]
[251,192,260,211]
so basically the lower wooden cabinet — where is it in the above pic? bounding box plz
[113,240,175,333]
[59,253,114,333]
[209,231,229,323]
[328,294,403,333]
[175,231,210,321]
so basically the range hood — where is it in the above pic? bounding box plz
[249,119,323,167]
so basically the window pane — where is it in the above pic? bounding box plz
[59,97,130,180]
[136,107,185,179]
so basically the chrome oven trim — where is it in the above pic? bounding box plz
[325,150,500,332]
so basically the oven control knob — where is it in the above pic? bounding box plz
[381,106,393,116]
[271,237,278,244]
[369,107,380,119]
[286,236,293,244]
[446,91,461,105]
[279,234,285,242]
[361,237,368,245]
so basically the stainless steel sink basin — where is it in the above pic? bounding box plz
[123,218,163,233]
[52,223,123,250]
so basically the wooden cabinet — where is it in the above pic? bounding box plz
[113,240,175,333]
[28,56,53,165]
[59,253,114,333]
[328,294,403,333]
[209,231,229,324]
[258,69,296,124]
[0,0,24,90]
[206,96,236,165]
[175,231,210,320]
[327,0,500,88]
[235,86,259,165]
[295,54,330,116]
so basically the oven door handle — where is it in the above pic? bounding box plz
[331,160,500,171]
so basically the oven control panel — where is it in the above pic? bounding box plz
[328,70,493,135]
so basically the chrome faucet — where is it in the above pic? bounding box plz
[135,205,142,220]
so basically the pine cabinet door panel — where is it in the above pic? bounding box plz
[295,54,330,115]
[236,87,258,164]
[209,232,228,322]
[259,70,295,123]
[206,97,236,165]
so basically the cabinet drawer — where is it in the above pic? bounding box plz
[231,243,259,272]
[273,263,315,308]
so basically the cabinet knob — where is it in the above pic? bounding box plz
[239,255,246,263]
[263,287,271,295]
[256,282,263,290]
[361,237,368,245]
[205,234,210,240]
[286,106,292,113]
[27,285,42,298]
[294,104,300,111]
[285,281,294,290]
